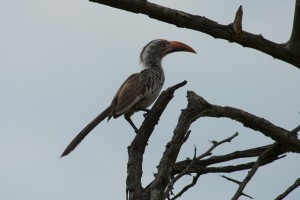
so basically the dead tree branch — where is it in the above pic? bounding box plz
[220,175,253,199]
[128,89,297,200]
[170,174,200,200]
[196,132,239,160]
[231,143,282,200]
[165,132,238,199]
[90,0,300,69]
[185,91,300,153]
[141,90,291,200]
[275,178,300,200]
[225,125,299,199]
[126,81,187,200]
[164,142,195,199]
[172,145,286,176]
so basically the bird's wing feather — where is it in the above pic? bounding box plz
[113,69,157,115]
[113,73,144,115]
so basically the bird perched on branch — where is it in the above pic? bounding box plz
[61,39,196,157]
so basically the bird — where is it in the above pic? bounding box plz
[61,39,196,157]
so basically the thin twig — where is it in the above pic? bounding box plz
[220,176,253,199]
[164,132,238,199]
[170,174,201,200]
[275,178,300,200]
[232,122,299,200]
[220,175,241,184]
[231,143,281,200]
[196,132,239,160]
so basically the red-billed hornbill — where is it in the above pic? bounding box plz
[61,39,196,157]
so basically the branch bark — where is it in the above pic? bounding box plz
[126,81,187,200]
[90,0,300,69]
[139,89,297,200]
[275,178,300,200]
[170,174,200,200]
[147,107,193,200]
[231,143,282,200]
[185,91,300,153]
[127,88,298,200]
[232,126,299,200]
[220,176,253,199]
[164,132,238,199]
[172,143,286,175]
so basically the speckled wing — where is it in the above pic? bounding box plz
[112,68,164,116]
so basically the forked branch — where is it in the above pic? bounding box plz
[165,132,239,199]
[126,81,187,200]
[185,91,300,152]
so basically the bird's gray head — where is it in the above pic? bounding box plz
[140,39,196,68]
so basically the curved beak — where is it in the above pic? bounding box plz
[167,41,197,54]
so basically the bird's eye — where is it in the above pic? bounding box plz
[159,42,167,48]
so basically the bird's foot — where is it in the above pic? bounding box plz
[140,108,150,118]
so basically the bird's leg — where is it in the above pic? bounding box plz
[140,108,150,118]
[124,115,139,134]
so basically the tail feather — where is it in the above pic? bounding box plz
[61,104,115,158]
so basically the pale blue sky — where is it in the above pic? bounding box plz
[1,0,299,200]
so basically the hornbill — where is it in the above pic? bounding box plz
[61,39,196,157]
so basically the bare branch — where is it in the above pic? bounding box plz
[146,88,208,200]
[126,81,187,200]
[90,0,300,69]
[164,142,195,199]
[220,176,253,199]
[148,120,192,199]
[172,136,288,176]
[170,174,201,200]
[275,178,300,200]
[231,143,282,200]
[164,132,238,199]
[220,175,241,185]
[141,87,294,199]
[186,91,300,152]
[230,123,300,199]
[173,154,285,176]
[196,132,239,160]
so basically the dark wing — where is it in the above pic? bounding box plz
[112,70,154,116]
[112,72,144,115]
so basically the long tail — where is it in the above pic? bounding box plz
[60,104,115,158]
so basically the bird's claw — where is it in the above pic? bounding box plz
[141,108,150,118]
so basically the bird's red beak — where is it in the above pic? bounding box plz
[168,41,197,54]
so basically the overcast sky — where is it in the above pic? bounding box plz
[1,0,299,200]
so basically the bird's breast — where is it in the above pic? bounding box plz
[135,68,165,109]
